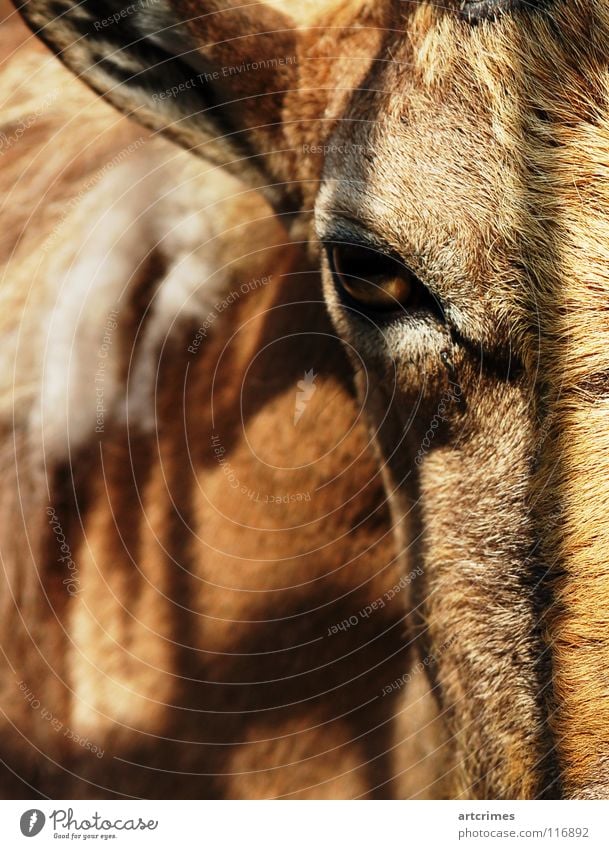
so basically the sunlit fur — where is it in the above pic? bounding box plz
[0,10,448,798]
[392,0,609,798]
[8,0,609,799]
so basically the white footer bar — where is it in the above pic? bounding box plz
[1,800,607,848]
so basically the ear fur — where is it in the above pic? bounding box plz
[14,0,306,211]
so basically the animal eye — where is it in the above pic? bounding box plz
[329,244,427,312]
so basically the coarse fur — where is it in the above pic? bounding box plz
[7,0,609,799]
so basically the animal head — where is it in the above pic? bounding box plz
[15,0,609,798]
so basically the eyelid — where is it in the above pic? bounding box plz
[318,216,398,260]
[319,214,431,292]
[319,214,447,324]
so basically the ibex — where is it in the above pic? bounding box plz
[4,0,608,799]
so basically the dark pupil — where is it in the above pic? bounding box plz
[331,245,414,311]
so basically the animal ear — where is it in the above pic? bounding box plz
[14,0,304,212]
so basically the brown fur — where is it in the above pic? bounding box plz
[315,0,609,797]
[0,9,448,798]
[10,0,609,799]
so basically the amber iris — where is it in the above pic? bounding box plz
[330,244,418,311]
